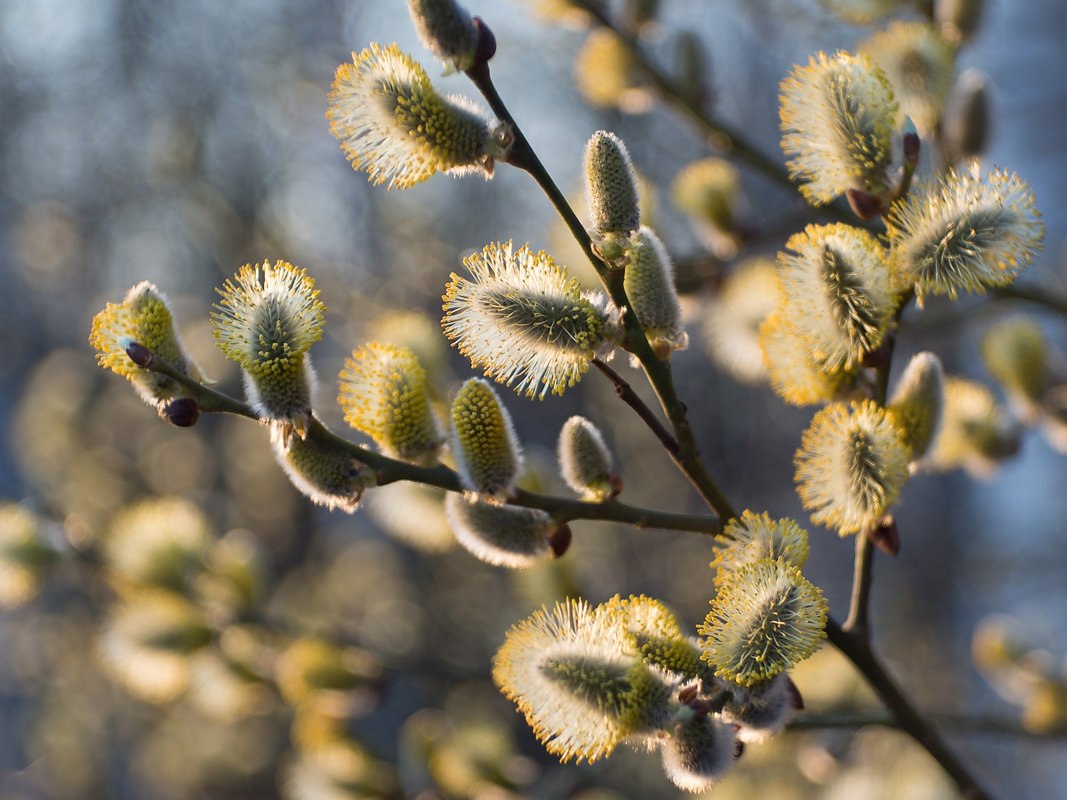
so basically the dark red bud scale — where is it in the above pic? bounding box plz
[549,524,572,558]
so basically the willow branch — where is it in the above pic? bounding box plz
[130,346,721,536]
[592,357,680,457]
[993,284,1067,316]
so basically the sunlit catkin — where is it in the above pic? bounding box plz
[492,598,671,763]
[338,343,442,463]
[779,51,898,205]
[449,378,523,500]
[604,594,715,686]
[776,223,894,370]
[887,351,945,465]
[704,258,780,384]
[212,261,325,434]
[712,511,810,586]
[444,493,555,567]
[270,426,371,513]
[557,416,618,501]
[759,310,858,407]
[720,673,798,743]
[90,281,202,410]
[794,400,910,535]
[443,242,612,399]
[623,227,688,358]
[885,163,1044,305]
[699,558,828,687]
[327,43,509,189]
[928,376,1019,478]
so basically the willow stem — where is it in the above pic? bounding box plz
[130,346,721,536]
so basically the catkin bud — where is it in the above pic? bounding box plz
[338,343,442,464]
[450,378,523,500]
[671,158,741,259]
[104,497,211,591]
[720,673,796,743]
[928,376,1020,478]
[444,493,556,567]
[624,227,688,358]
[982,317,1048,422]
[493,598,672,763]
[794,400,910,536]
[407,0,480,73]
[943,69,990,164]
[212,261,326,435]
[270,426,372,513]
[699,558,828,687]
[887,351,945,465]
[90,281,202,411]
[712,511,810,586]
[558,416,618,501]
[584,131,641,261]
[605,595,716,686]
[660,714,738,792]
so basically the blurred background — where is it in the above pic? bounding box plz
[1,0,1066,797]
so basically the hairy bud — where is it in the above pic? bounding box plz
[660,714,738,792]
[712,511,810,586]
[449,378,523,500]
[981,316,1048,421]
[624,227,688,358]
[407,0,480,72]
[558,416,619,501]
[444,493,556,567]
[943,70,990,165]
[584,131,641,260]
[887,351,945,465]
[720,673,797,743]
[270,427,371,513]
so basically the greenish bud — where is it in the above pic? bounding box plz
[271,426,373,513]
[605,595,717,686]
[407,0,480,73]
[558,416,619,501]
[660,714,738,792]
[444,493,556,567]
[982,316,1048,420]
[624,227,688,358]
[584,131,641,260]
[449,378,523,500]
[887,351,945,464]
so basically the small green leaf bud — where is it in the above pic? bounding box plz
[558,416,619,501]
[583,131,641,261]
[449,378,523,500]
[444,493,556,567]
[90,281,202,411]
[982,316,1048,421]
[943,70,990,164]
[699,558,828,687]
[407,0,480,73]
[624,227,688,359]
[270,426,372,513]
[660,714,738,792]
[887,351,945,466]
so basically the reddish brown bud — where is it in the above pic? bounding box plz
[678,684,699,705]
[733,739,745,759]
[903,130,921,166]
[163,397,200,427]
[471,17,496,66]
[125,341,154,368]
[846,188,884,221]
[548,523,572,558]
[869,518,900,557]
[861,341,892,369]
[785,676,804,710]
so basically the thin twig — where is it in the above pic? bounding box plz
[133,347,722,536]
[592,358,680,457]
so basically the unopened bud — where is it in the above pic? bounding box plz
[444,493,555,567]
[868,517,900,556]
[558,416,618,501]
[660,715,738,792]
[944,69,991,167]
[903,118,921,166]
[548,523,572,558]
[125,341,153,368]
[407,0,480,73]
[721,673,797,743]
[982,316,1048,422]
[471,16,497,66]
[846,187,884,221]
[624,227,688,358]
[584,131,641,260]
[450,378,523,500]
[887,351,945,465]
[163,397,200,427]
[271,426,371,513]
